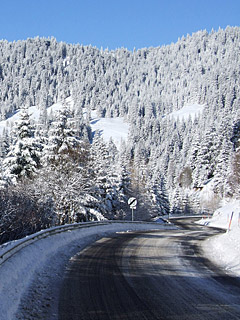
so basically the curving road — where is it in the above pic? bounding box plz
[58,219,240,319]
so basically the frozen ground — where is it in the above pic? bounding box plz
[197,199,240,277]
[0,221,169,320]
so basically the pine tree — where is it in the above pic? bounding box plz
[90,133,116,218]
[40,106,94,223]
[227,145,240,199]
[2,109,41,183]
[213,137,232,197]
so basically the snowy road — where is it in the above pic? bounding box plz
[59,219,240,320]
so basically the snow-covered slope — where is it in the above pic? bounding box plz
[0,98,129,148]
[198,199,240,277]
[90,110,129,148]
[0,102,66,134]
[168,103,205,121]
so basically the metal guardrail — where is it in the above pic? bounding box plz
[0,221,108,265]
[0,220,164,266]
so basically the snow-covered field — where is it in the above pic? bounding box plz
[0,101,65,135]
[90,110,129,148]
[0,98,129,149]
[198,199,240,277]
[168,103,205,121]
[0,221,169,320]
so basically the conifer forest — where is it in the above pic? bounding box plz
[0,27,239,244]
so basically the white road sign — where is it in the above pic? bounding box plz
[128,197,137,208]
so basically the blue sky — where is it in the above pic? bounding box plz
[1,0,239,50]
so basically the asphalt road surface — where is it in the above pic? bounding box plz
[59,219,240,319]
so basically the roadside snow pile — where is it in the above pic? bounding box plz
[198,200,240,277]
[198,199,240,230]
[168,103,205,121]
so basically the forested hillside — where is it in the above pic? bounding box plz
[0,27,239,243]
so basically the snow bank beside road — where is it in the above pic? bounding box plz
[0,221,169,320]
[198,200,240,277]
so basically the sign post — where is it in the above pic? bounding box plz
[128,197,137,221]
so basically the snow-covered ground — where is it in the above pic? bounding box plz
[168,103,205,121]
[0,101,66,135]
[90,110,129,148]
[0,98,129,149]
[0,221,169,320]
[198,199,240,277]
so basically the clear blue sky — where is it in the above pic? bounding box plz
[1,0,239,50]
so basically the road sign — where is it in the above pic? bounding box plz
[128,197,137,208]
[128,197,137,221]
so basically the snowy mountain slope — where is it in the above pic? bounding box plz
[0,98,129,148]
[0,103,64,134]
[0,29,239,219]
[168,103,205,121]
[90,110,129,148]
[0,29,239,238]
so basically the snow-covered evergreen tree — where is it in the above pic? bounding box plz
[2,109,41,183]
[39,106,96,223]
